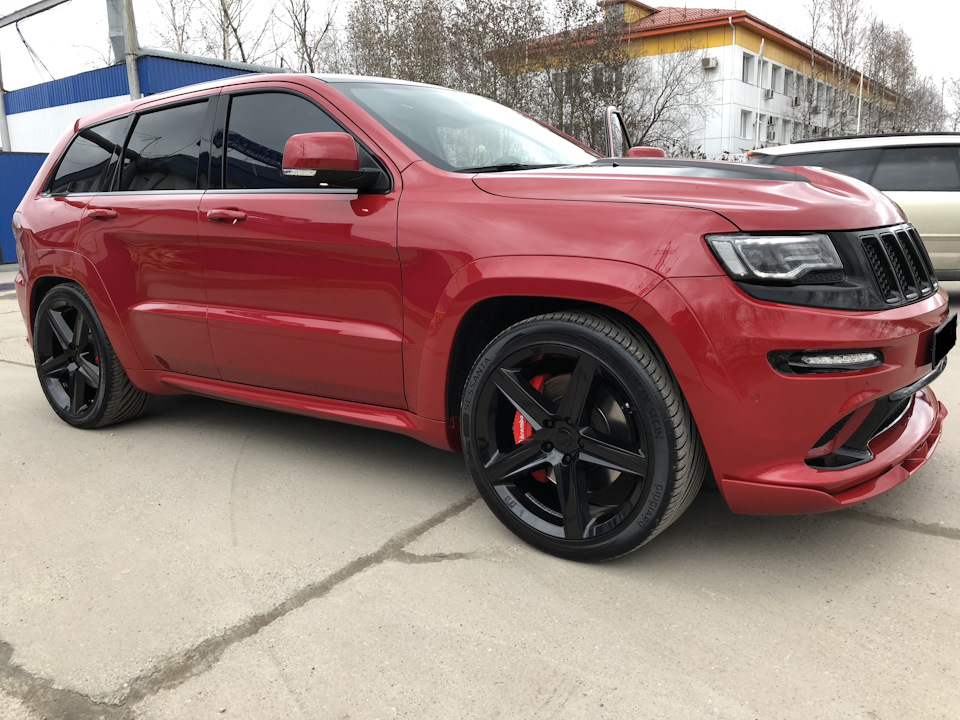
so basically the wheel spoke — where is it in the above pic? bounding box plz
[580,436,647,477]
[69,370,86,414]
[77,356,101,389]
[72,312,88,351]
[493,368,552,430]
[48,309,74,349]
[556,354,598,424]
[484,440,548,485]
[40,351,72,377]
[555,458,591,540]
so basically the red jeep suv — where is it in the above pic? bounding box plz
[12,74,954,560]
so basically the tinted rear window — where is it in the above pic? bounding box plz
[871,146,960,191]
[763,149,880,184]
[48,118,128,195]
[119,101,208,191]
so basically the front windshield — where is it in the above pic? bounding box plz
[332,81,598,172]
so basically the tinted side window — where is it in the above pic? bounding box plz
[49,118,128,195]
[871,146,960,192]
[770,152,824,167]
[810,148,881,183]
[224,92,343,189]
[119,101,208,192]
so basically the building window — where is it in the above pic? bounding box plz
[760,60,770,88]
[740,110,754,139]
[742,53,754,84]
[784,70,794,97]
[771,65,782,94]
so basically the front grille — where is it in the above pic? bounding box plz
[859,225,937,306]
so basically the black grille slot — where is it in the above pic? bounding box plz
[874,397,911,437]
[880,232,919,301]
[813,413,852,449]
[859,225,937,307]
[898,227,936,294]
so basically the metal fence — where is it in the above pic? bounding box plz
[0,153,46,263]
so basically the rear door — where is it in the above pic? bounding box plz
[197,83,405,407]
[32,116,131,271]
[78,96,219,377]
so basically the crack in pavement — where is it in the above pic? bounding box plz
[0,491,480,720]
[393,549,487,564]
[0,641,125,720]
[848,509,960,541]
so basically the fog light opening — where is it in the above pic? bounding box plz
[769,349,884,374]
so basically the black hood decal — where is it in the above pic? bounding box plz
[588,158,812,183]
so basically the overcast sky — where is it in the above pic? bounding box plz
[0,0,956,92]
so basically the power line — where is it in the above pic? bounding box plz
[15,20,56,81]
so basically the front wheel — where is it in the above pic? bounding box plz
[460,312,706,561]
[33,283,151,429]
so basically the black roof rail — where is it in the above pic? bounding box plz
[793,132,960,144]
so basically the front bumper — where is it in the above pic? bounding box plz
[632,277,951,516]
[721,388,945,514]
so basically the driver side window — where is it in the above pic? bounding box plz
[222,92,345,190]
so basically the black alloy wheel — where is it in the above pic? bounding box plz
[461,312,705,561]
[33,283,151,429]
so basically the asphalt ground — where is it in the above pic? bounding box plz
[0,263,958,720]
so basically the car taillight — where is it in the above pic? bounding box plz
[12,211,23,264]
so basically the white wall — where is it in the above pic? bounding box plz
[7,95,129,153]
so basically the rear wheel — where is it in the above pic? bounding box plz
[33,283,151,429]
[460,311,705,561]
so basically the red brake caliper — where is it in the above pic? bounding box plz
[512,375,551,483]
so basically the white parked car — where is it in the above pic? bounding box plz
[749,134,960,280]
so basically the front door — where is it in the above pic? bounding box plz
[198,87,405,408]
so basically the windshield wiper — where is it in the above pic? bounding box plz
[457,163,562,173]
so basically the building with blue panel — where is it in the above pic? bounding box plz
[0,49,285,262]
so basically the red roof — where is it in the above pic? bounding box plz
[632,7,740,28]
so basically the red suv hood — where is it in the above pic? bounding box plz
[472,160,904,232]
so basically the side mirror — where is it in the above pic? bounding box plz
[627,146,666,158]
[604,106,632,158]
[282,132,381,190]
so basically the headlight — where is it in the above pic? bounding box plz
[706,233,843,283]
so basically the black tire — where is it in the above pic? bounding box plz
[460,311,706,561]
[33,283,151,429]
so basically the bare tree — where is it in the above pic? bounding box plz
[948,78,960,131]
[792,0,828,138]
[530,0,632,149]
[448,0,546,110]
[155,0,198,54]
[627,36,715,155]
[278,0,338,72]
[196,0,272,63]
[824,0,863,135]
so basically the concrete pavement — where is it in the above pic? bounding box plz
[0,265,958,719]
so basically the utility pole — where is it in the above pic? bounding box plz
[106,0,140,100]
[0,0,140,151]
[122,0,140,100]
[0,59,9,152]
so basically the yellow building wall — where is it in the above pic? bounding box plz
[623,24,857,94]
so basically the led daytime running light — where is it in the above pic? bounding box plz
[801,352,880,366]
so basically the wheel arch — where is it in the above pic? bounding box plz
[408,255,667,447]
[26,250,144,373]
